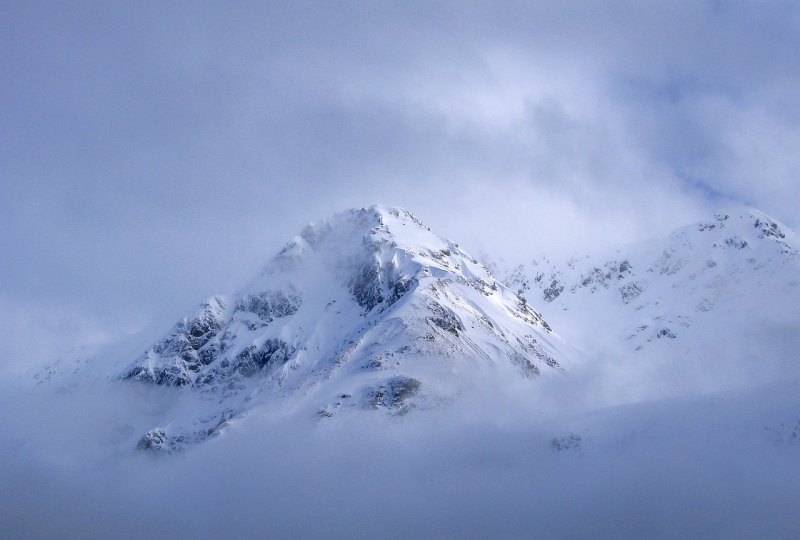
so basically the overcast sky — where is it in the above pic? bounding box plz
[2,1,799,371]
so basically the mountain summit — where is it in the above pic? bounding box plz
[122,205,565,452]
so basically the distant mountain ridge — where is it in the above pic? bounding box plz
[493,207,800,401]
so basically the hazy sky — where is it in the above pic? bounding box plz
[2,1,799,370]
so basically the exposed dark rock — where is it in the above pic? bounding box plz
[122,298,225,386]
[754,218,786,239]
[551,434,582,451]
[504,265,530,295]
[123,364,193,387]
[467,277,499,296]
[543,279,564,302]
[349,256,416,314]
[724,237,749,249]
[509,351,541,378]
[317,408,335,418]
[514,297,552,331]
[350,260,387,311]
[137,428,171,452]
[427,303,464,336]
[231,339,294,377]
[137,413,232,453]
[368,376,421,411]
[198,343,220,365]
[620,282,643,304]
[156,366,192,386]
[123,366,154,383]
[137,428,197,453]
[431,248,452,262]
[657,328,677,339]
[186,308,223,350]
[235,290,301,323]
[573,260,633,293]
[388,276,416,305]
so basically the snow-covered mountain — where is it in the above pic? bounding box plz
[496,207,800,401]
[121,205,565,452]
[10,204,800,539]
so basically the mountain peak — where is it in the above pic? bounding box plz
[663,206,798,258]
[276,205,435,263]
[304,204,429,238]
[121,205,563,452]
[684,206,792,237]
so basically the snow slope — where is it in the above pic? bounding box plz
[120,205,566,451]
[499,207,800,402]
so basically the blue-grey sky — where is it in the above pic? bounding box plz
[2,1,799,370]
